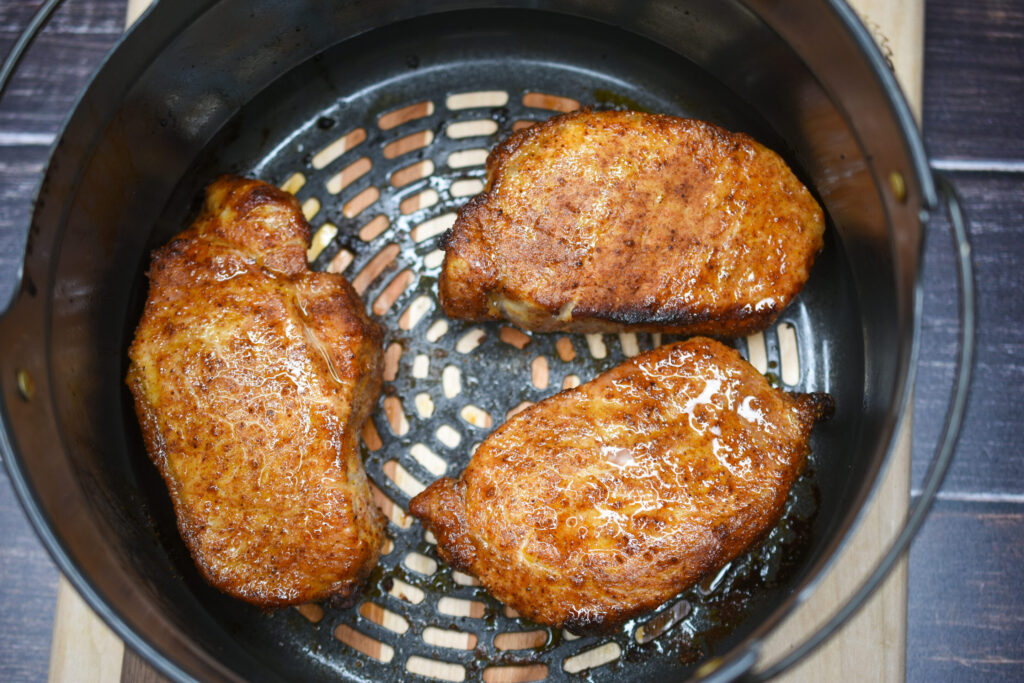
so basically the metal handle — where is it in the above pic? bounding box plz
[730,174,976,681]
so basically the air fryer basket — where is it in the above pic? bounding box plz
[0,1,973,682]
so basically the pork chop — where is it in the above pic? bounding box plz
[439,109,825,336]
[127,176,385,607]
[410,337,832,632]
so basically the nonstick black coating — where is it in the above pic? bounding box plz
[0,2,929,681]
[121,11,862,681]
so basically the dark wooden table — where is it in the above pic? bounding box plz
[1,1,1021,680]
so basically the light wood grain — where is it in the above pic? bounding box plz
[47,577,123,683]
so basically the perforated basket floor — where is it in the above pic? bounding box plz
[157,12,852,682]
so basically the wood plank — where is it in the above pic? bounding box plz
[910,171,1024,495]
[47,578,123,683]
[923,0,1024,162]
[0,466,60,682]
[907,499,1024,681]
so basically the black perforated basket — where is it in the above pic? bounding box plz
[0,2,973,681]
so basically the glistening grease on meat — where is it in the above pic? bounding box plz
[439,110,825,336]
[127,176,385,607]
[410,338,833,633]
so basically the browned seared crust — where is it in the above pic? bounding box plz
[127,176,385,607]
[438,110,825,335]
[410,338,832,633]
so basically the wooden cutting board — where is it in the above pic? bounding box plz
[47,0,922,680]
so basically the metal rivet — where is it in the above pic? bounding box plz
[16,369,35,401]
[695,656,723,678]
[889,171,907,203]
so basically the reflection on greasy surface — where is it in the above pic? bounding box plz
[411,337,832,633]
[126,176,385,607]
[439,110,825,336]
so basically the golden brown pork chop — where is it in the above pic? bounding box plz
[127,176,385,607]
[410,337,832,633]
[439,110,825,336]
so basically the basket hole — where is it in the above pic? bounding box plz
[452,570,480,586]
[562,374,581,390]
[360,601,409,634]
[522,92,580,113]
[343,186,379,218]
[426,319,450,342]
[424,249,445,268]
[410,443,447,476]
[456,328,486,354]
[359,214,389,242]
[295,603,324,623]
[555,337,576,362]
[424,530,437,544]
[373,269,415,315]
[506,401,533,420]
[423,625,478,650]
[447,148,488,169]
[618,332,640,357]
[400,188,439,215]
[460,405,492,430]
[369,482,412,528]
[383,396,409,436]
[392,159,435,188]
[446,119,498,139]
[746,331,768,373]
[652,332,663,348]
[697,562,732,596]
[383,460,426,498]
[447,90,509,110]
[412,354,430,379]
[563,629,580,641]
[362,418,383,451]
[383,342,402,382]
[777,322,800,385]
[406,656,466,682]
[442,366,462,398]
[436,424,462,448]
[334,624,393,663]
[313,127,366,169]
[404,551,438,576]
[301,197,320,221]
[562,642,621,673]
[503,605,520,618]
[378,100,434,130]
[437,596,485,618]
[585,333,608,359]
[483,665,549,683]
[384,129,433,159]
[327,248,354,274]
[499,327,531,349]
[530,356,549,390]
[326,156,371,194]
[381,537,394,554]
[351,243,400,295]
[399,295,433,331]
[634,599,691,644]
[494,630,547,650]
[411,213,456,242]
[414,393,435,419]
[280,172,305,194]
[388,578,424,604]
[307,223,337,262]
[450,178,484,197]
[512,120,536,131]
